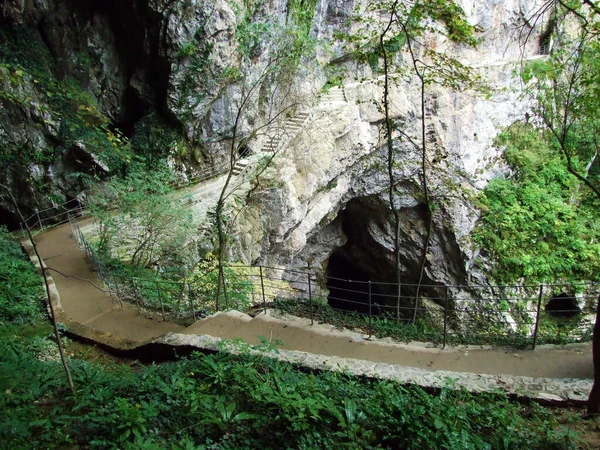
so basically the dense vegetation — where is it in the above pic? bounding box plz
[474,124,600,284]
[0,227,44,324]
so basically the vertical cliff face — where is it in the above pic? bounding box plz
[0,0,307,225]
[224,0,545,304]
[1,0,544,296]
[0,0,173,224]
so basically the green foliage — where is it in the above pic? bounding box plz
[235,0,317,72]
[0,23,131,176]
[287,0,318,36]
[0,24,55,74]
[518,3,600,201]
[474,124,600,283]
[346,0,479,81]
[89,157,192,269]
[0,228,44,324]
[0,65,130,174]
[0,339,581,449]
[407,0,478,45]
[130,113,198,166]
[190,255,255,312]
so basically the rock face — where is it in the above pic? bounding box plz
[225,1,545,310]
[1,0,545,307]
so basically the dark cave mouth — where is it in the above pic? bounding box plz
[325,252,387,315]
[545,293,581,318]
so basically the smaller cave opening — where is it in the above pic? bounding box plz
[238,143,250,158]
[117,86,147,137]
[326,252,385,315]
[545,293,581,318]
[0,204,21,231]
[539,18,555,55]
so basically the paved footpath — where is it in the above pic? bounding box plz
[29,220,594,403]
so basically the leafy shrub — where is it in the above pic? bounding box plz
[0,342,581,450]
[190,254,255,312]
[474,124,600,283]
[0,227,44,323]
[89,158,193,269]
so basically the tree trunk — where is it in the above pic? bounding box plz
[587,294,600,414]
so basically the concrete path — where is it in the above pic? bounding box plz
[33,221,592,382]
[34,220,184,345]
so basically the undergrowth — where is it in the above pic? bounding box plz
[0,341,581,450]
[0,227,44,324]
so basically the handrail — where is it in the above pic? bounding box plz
[67,215,598,349]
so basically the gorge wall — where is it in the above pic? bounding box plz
[0,0,546,307]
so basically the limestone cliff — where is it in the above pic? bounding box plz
[0,0,545,303]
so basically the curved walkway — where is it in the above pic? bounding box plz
[28,220,593,404]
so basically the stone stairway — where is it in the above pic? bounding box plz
[78,86,348,240]
[320,86,346,105]
[261,111,311,153]
[231,158,250,176]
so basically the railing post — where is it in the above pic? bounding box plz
[347,279,351,329]
[188,282,197,322]
[308,272,314,326]
[443,286,448,349]
[178,282,186,315]
[396,283,401,325]
[532,284,544,350]
[156,280,166,322]
[36,211,42,230]
[223,270,229,310]
[368,281,372,339]
[131,278,141,314]
[260,266,267,315]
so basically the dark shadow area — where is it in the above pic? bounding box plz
[545,293,581,318]
[238,143,250,158]
[326,252,383,315]
[117,86,147,136]
[0,204,21,231]
[539,18,555,55]
[324,197,445,319]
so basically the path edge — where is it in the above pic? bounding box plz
[21,239,592,406]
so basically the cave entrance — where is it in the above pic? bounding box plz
[545,293,581,318]
[326,252,384,315]
[0,204,20,231]
[238,142,250,158]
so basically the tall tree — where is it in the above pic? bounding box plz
[519,0,600,414]
[345,0,480,320]
[212,3,317,308]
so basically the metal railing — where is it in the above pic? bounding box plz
[68,216,598,349]
[309,279,598,349]
[20,200,87,236]
[19,148,255,234]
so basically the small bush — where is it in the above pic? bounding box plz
[0,227,44,323]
